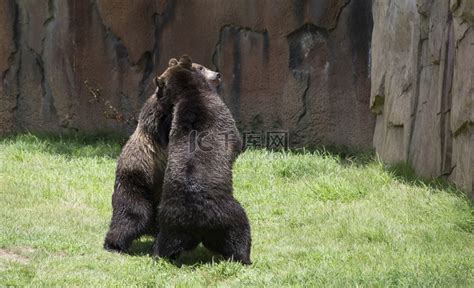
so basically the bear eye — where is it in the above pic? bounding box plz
[199,66,204,71]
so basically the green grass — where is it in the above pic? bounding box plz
[1,134,473,287]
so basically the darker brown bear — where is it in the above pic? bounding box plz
[152,55,251,264]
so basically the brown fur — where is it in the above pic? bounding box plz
[104,58,222,254]
[103,91,171,252]
[152,55,251,264]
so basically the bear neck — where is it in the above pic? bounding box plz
[173,89,214,134]
[138,93,172,147]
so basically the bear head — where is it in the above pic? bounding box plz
[153,55,221,113]
[153,55,220,94]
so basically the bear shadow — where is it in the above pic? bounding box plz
[175,245,225,267]
[128,238,224,266]
[128,237,154,256]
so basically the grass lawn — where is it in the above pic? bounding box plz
[0,134,473,287]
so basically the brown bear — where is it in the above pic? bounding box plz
[152,55,251,264]
[103,58,221,253]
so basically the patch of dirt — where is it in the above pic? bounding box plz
[0,247,35,265]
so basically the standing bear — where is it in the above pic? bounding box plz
[152,55,251,264]
[104,58,222,253]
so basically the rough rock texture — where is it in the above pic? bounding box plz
[371,0,473,196]
[0,0,17,135]
[0,0,375,149]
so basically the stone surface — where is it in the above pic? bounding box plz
[450,0,473,196]
[1,0,472,195]
[0,0,17,135]
[0,0,375,150]
[371,0,473,196]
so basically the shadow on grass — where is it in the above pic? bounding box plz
[128,238,154,257]
[311,144,375,167]
[4,133,469,200]
[1,133,127,159]
[128,238,224,266]
[176,246,225,267]
[385,161,466,195]
[265,144,376,167]
[270,144,469,200]
[5,133,376,165]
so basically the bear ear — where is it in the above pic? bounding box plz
[178,54,192,69]
[153,76,165,88]
[168,58,178,67]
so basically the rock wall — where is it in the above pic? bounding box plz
[371,0,473,196]
[0,0,17,134]
[1,0,472,195]
[0,0,375,149]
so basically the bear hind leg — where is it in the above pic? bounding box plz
[152,227,199,260]
[202,225,252,265]
[104,186,154,253]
